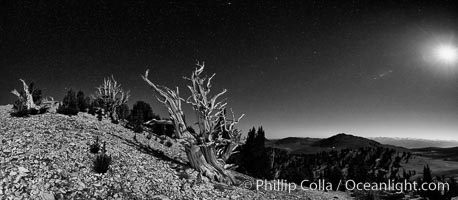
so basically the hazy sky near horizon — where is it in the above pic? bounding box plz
[1,1,457,140]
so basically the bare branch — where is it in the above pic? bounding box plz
[141,69,190,139]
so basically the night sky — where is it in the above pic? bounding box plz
[1,0,457,140]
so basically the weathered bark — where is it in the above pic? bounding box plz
[186,144,237,185]
[141,70,189,139]
[141,63,242,185]
[41,97,59,113]
[11,79,38,111]
[144,118,174,126]
[110,110,119,123]
[216,142,238,164]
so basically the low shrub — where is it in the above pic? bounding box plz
[89,136,100,154]
[133,124,143,133]
[93,153,112,174]
[93,141,111,173]
[11,107,49,117]
[165,140,173,147]
[76,90,91,112]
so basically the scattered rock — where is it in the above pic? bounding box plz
[18,166,29,173]
[151,194,171,200]
[40,191,55,200]
[0,105,353,200]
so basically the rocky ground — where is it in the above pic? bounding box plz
[0,105,353,200]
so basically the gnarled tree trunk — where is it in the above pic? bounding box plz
[186,144,236,184]
[141,63,242,185]
[11,79,38,111]
[145,119,238,184]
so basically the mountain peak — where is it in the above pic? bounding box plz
[312,133,381,149]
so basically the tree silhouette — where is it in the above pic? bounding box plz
[128,101,158,133]
[28,82,43,105]
[239,127,271,179]
[423,165,432,183]
[76,90,90,112]
[116,103,130,120]
[57,89,79,115]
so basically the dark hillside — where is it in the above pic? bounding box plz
[312,133,382,149]
[412,147,458,161]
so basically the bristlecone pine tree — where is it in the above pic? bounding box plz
[142,62,244,185]
[11,79,39,111]
[10,79,49,116]
[92,76,130,123]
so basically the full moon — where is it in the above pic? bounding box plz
[434,45,457,64]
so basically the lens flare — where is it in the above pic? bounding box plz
[434,45,457,64]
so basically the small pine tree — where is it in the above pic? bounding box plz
[76,90,90,112]
[422,165,438,199]
[240,127,271,179]
[129,101,156,122]
[29,82,43,105]
[245,127,256,147]
[116,104,130,120]
[446,176,458,198]
[423,165,432,183]
[128,101,158,132]
[89,136,100,154]
[88,98,103,115]
[57,89,79,115]
[93,152,112,173]
[255,127,266,149]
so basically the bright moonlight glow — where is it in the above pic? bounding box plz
[434,45,457,64]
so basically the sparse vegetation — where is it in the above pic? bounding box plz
[4,68,457,200]
[93,142,112,174]
[89,136,101,154]
[93,153,112,174]
[3,77,457,199]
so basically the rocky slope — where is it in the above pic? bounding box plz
[0,105,352,200]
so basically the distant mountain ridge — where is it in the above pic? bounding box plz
[266,133,405,154]
[371,137,458,149]
[313,133,381,149]
[266,134,458,155]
